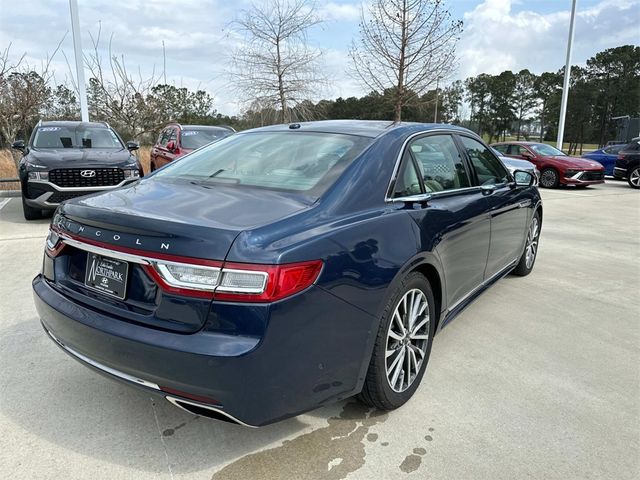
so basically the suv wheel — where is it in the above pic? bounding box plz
[358,272,435,410]
[540,168,559,188]
[22,196,43,220]
[628,166,640,189]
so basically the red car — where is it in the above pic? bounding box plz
[150,124,235,171]
[491,141,605,188]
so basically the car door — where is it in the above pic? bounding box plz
[393,133,491,309]
[152,128,171,168]
[510,144,541,169]
[458,135,529,279]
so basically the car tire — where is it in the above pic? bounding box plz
[22,196,43,221]
[540,168,559,188]
[358,272,436,410]
[512,211,541,276]
[627,166,640,189]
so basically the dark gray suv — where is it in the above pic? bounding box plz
[12,121,143,220]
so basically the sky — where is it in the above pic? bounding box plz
[0,0,638,115]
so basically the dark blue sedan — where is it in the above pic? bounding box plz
[582,144,625,176]
[33,121,542,426]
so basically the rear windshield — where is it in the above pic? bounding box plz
[154,131,371,196]
[33,126,123,149]
[181,129,232,149]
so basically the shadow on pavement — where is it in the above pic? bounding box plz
[0,320,381,477]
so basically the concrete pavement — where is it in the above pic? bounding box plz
[0,181,638,479]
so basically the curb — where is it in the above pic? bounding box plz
[0,191,20,198]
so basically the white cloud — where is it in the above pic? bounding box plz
[319,2,361,21]
[457,0,640,79]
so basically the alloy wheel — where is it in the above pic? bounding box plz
[629,168,640,188]
[540,169,557,188]
[385,288,430,393]
[525,216,539,269]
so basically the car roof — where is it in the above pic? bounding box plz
[492,141,540,146]
[38,120,111,129]
[245,120,472,139]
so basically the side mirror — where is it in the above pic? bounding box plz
[165,140,176,151]
[126,141,139,151]
[12,140,26,151]
[513,170,535,187]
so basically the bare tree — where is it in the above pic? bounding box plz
[0,40,63,168]
[230,0,325,124]
[350,0,462,122]
[84,26,163,140]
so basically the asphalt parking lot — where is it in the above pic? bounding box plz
[0,181,638,480]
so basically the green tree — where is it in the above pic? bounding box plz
[533,71,562,141]
[513,69,537,140]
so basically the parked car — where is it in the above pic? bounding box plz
[491,141,605,188]
[582,144,626,175]
[12,121,143,220]
[34,121,541,427]
[490,147,539,184]
[149,124,235,171]
[613,137,640,189]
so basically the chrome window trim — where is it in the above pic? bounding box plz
[45,326,161,390]
[385,128,463,202]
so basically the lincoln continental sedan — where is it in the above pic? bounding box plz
[33,120,542,426]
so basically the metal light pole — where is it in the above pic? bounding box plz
[433,78,439,123]
[69,0,89,122]
[556,0,577,151]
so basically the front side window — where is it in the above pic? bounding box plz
[154,132,372,197]
[33,126,123,149]
[459,136,510,185]
[410,134,470,192]
[515,146,532,156]
[181,129,231,149]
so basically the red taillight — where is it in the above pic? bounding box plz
[47,227,323,302]
[213,260,323,302]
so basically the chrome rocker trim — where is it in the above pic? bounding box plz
[44,326,161,390]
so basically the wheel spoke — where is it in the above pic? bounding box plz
[388,329,403,341]
[411,317,429,336]
[393,311,406,336]
[387,346,404,376]
[410,333,429,340]
[391,348,405,388]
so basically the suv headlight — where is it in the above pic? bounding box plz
[124,169,140,179]
[28,171,48,180]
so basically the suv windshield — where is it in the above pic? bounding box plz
[33,125,123,149]
[181,128,231,149]
[530,144,566,156]
[154,131,371,196]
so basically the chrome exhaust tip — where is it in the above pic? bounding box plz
[165,396,256,428]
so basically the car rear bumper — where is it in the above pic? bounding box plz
[613,167,627,179]
[33,274,375,426]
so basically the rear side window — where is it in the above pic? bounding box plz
[181,129,231,149]
[603,145,624,154]
[410,135,470,192]
[459,136,510,185]
[492,144,508,154]
[154,132,372,197]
